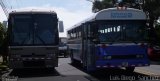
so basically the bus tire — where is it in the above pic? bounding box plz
[47,67,55,71]
[71,57,79,66]
[125,67,135,73]
[64,51,68,58]
[70,50,75,65]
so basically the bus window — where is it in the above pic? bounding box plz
[114,27,116,32]
[117,26,121,32]
[11,15,32,45]
[34,14,57,45]
[108,28,110,32]
[105,29,108,33]
[110,28,112,32]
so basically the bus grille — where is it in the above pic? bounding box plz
[23,61,45,67]
[111,55,138,59]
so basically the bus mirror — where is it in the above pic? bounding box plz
[58,21,64,32]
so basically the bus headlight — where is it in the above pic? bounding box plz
[12,54,20,58]
[105,56,112,60]
[136,55,143,58]
[47,53,55,57]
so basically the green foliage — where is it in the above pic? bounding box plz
[0,22,5,45]
[0,22,6,55]
[143,0,160,20]
[92,0,114,13]
[92,0,103,13]
[91,0,141,13]
[155,24,160,45]
[142,0,160,44]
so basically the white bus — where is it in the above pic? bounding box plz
[7,9,63,69]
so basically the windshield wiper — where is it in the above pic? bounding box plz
[20,33,31,45]
[35,34,46,45]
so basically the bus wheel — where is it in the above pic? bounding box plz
[70,55,77,65]
[48,67,55,71]
[71,58,75,65]
[70,50,74,64]
[64,52,68,58]
[125,67,135,73]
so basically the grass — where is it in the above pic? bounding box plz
[0,63,8,71]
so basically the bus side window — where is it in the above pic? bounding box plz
[111,27,113,32]
[88,24,93,37]
[67,31,70,39]
[117,26,121,32]
[71,30,73,39]
[82,24,87,39]
[114,27,116,32]
[108,28,110,33]
[77,27,81,38]
[105,29,108,33]
[75,28,78,38]
[77,27,79,38]
[79,31,81,37]
[88,24,91,37]
[74,29,76,38]
[79,26,82,38]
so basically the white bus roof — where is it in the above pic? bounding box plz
[94,7,146,20]
[68,7,147,31]
[9,8,57,15]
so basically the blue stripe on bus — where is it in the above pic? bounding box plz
[95,59,149,67]
[96,45,147,56]
[95,44,149,67]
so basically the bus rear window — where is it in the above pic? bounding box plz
[9,14,58,46]
[97,20,148,43]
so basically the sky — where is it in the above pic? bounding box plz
[0,0,94,37]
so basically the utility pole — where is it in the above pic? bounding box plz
[0,0,8,17]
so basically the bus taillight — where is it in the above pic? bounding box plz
[96,56,101,60]
[140,43,145,47]
[101,44,107,48]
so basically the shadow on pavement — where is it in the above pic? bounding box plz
[9,68,60,78]
[70,63,157,81]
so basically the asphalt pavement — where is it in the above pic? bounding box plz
[1,58,160,81]
[6,58,97,81]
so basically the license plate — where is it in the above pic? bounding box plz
[122,62,128,67]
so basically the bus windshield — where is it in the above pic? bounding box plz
[97,20,148,43]
[10,14,58,46]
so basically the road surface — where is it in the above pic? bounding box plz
[1,58,160,81]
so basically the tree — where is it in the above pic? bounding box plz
[155,22,160,45]
[91,0,144,13]
[92,0,115,13]
[143,0,160,44]
[0,22,4,44]
[0,22,7,64]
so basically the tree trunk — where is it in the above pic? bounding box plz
[2,55,7,64]
[149,15,158,45]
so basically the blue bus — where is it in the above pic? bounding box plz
[67,7,150,72]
